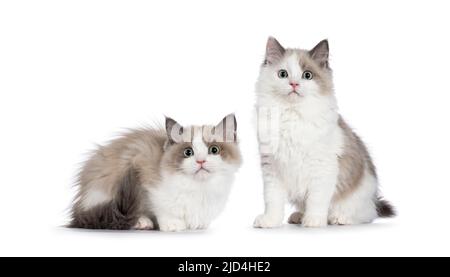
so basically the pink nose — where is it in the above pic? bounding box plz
[196,160,206,165]
[290,82,299,88]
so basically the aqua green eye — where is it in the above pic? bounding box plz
[278,69,289,78]
[183,147,194,158]
[208,145,220,155]
[302,70,313,80]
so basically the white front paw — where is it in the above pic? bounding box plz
[329,215,357,225]
[253,214,283,228]
[302,214,328,228]
[132,216,154,230]
[159,219,187,232]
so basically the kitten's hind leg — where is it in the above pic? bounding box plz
[70,167,143,230]
[132,216,154,230]
[288,202,305,224]
[329,171,378,225]
[288,211,303,224]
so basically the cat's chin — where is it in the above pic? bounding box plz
[192,169,212,181]
[287,91,303,99]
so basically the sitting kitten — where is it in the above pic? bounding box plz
[70,114,241,231]
[253,37,395,228]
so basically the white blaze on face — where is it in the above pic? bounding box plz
[192,127,208,162]
[177,126,233,179]
[286,52,302,82]
[267,52,304,96]
[289,53,322,97]
[258,50,323,99]
[178,126,210,178]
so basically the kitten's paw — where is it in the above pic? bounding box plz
[195,224,209,230]
[253,214,283,228]
[133,216,154,230]
[159,219,187,232]
[302,214,328,228]
[329,215,356,225]
[186,221,209,230]
[288,211,303,224]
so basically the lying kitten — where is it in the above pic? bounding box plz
[254,37,395,228]
[70,114,241,231]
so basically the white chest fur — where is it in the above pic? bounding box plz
[148,173,233,231]
[259,103,344,203]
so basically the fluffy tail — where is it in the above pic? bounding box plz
[69,167,142,230]
[376,197,396,218]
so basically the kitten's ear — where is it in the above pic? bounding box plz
[309,39,330,69]
[264,37,285,65]
[214,114,237,142]
[165,116,183,144]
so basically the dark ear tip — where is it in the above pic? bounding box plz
[310,39,330,54]
[164,115,173,123]
[267,36,281,46]
[165,116,178,129]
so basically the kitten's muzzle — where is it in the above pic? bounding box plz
[195,160,210,174]
[288,91,301,97]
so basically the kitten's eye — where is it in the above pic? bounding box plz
[302,70,313,80]
[208,145,220,155]
[183,147,194,158]
[278,69,289,79]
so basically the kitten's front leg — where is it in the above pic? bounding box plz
[254,155,286,228]
[302,174,336,228]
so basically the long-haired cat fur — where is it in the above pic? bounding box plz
[253,37,395,228]
[70,114,241,231]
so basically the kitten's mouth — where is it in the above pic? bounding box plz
[195,167,210,174]
[288,91,301,97]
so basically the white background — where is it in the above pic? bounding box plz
[1,0,449,257]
